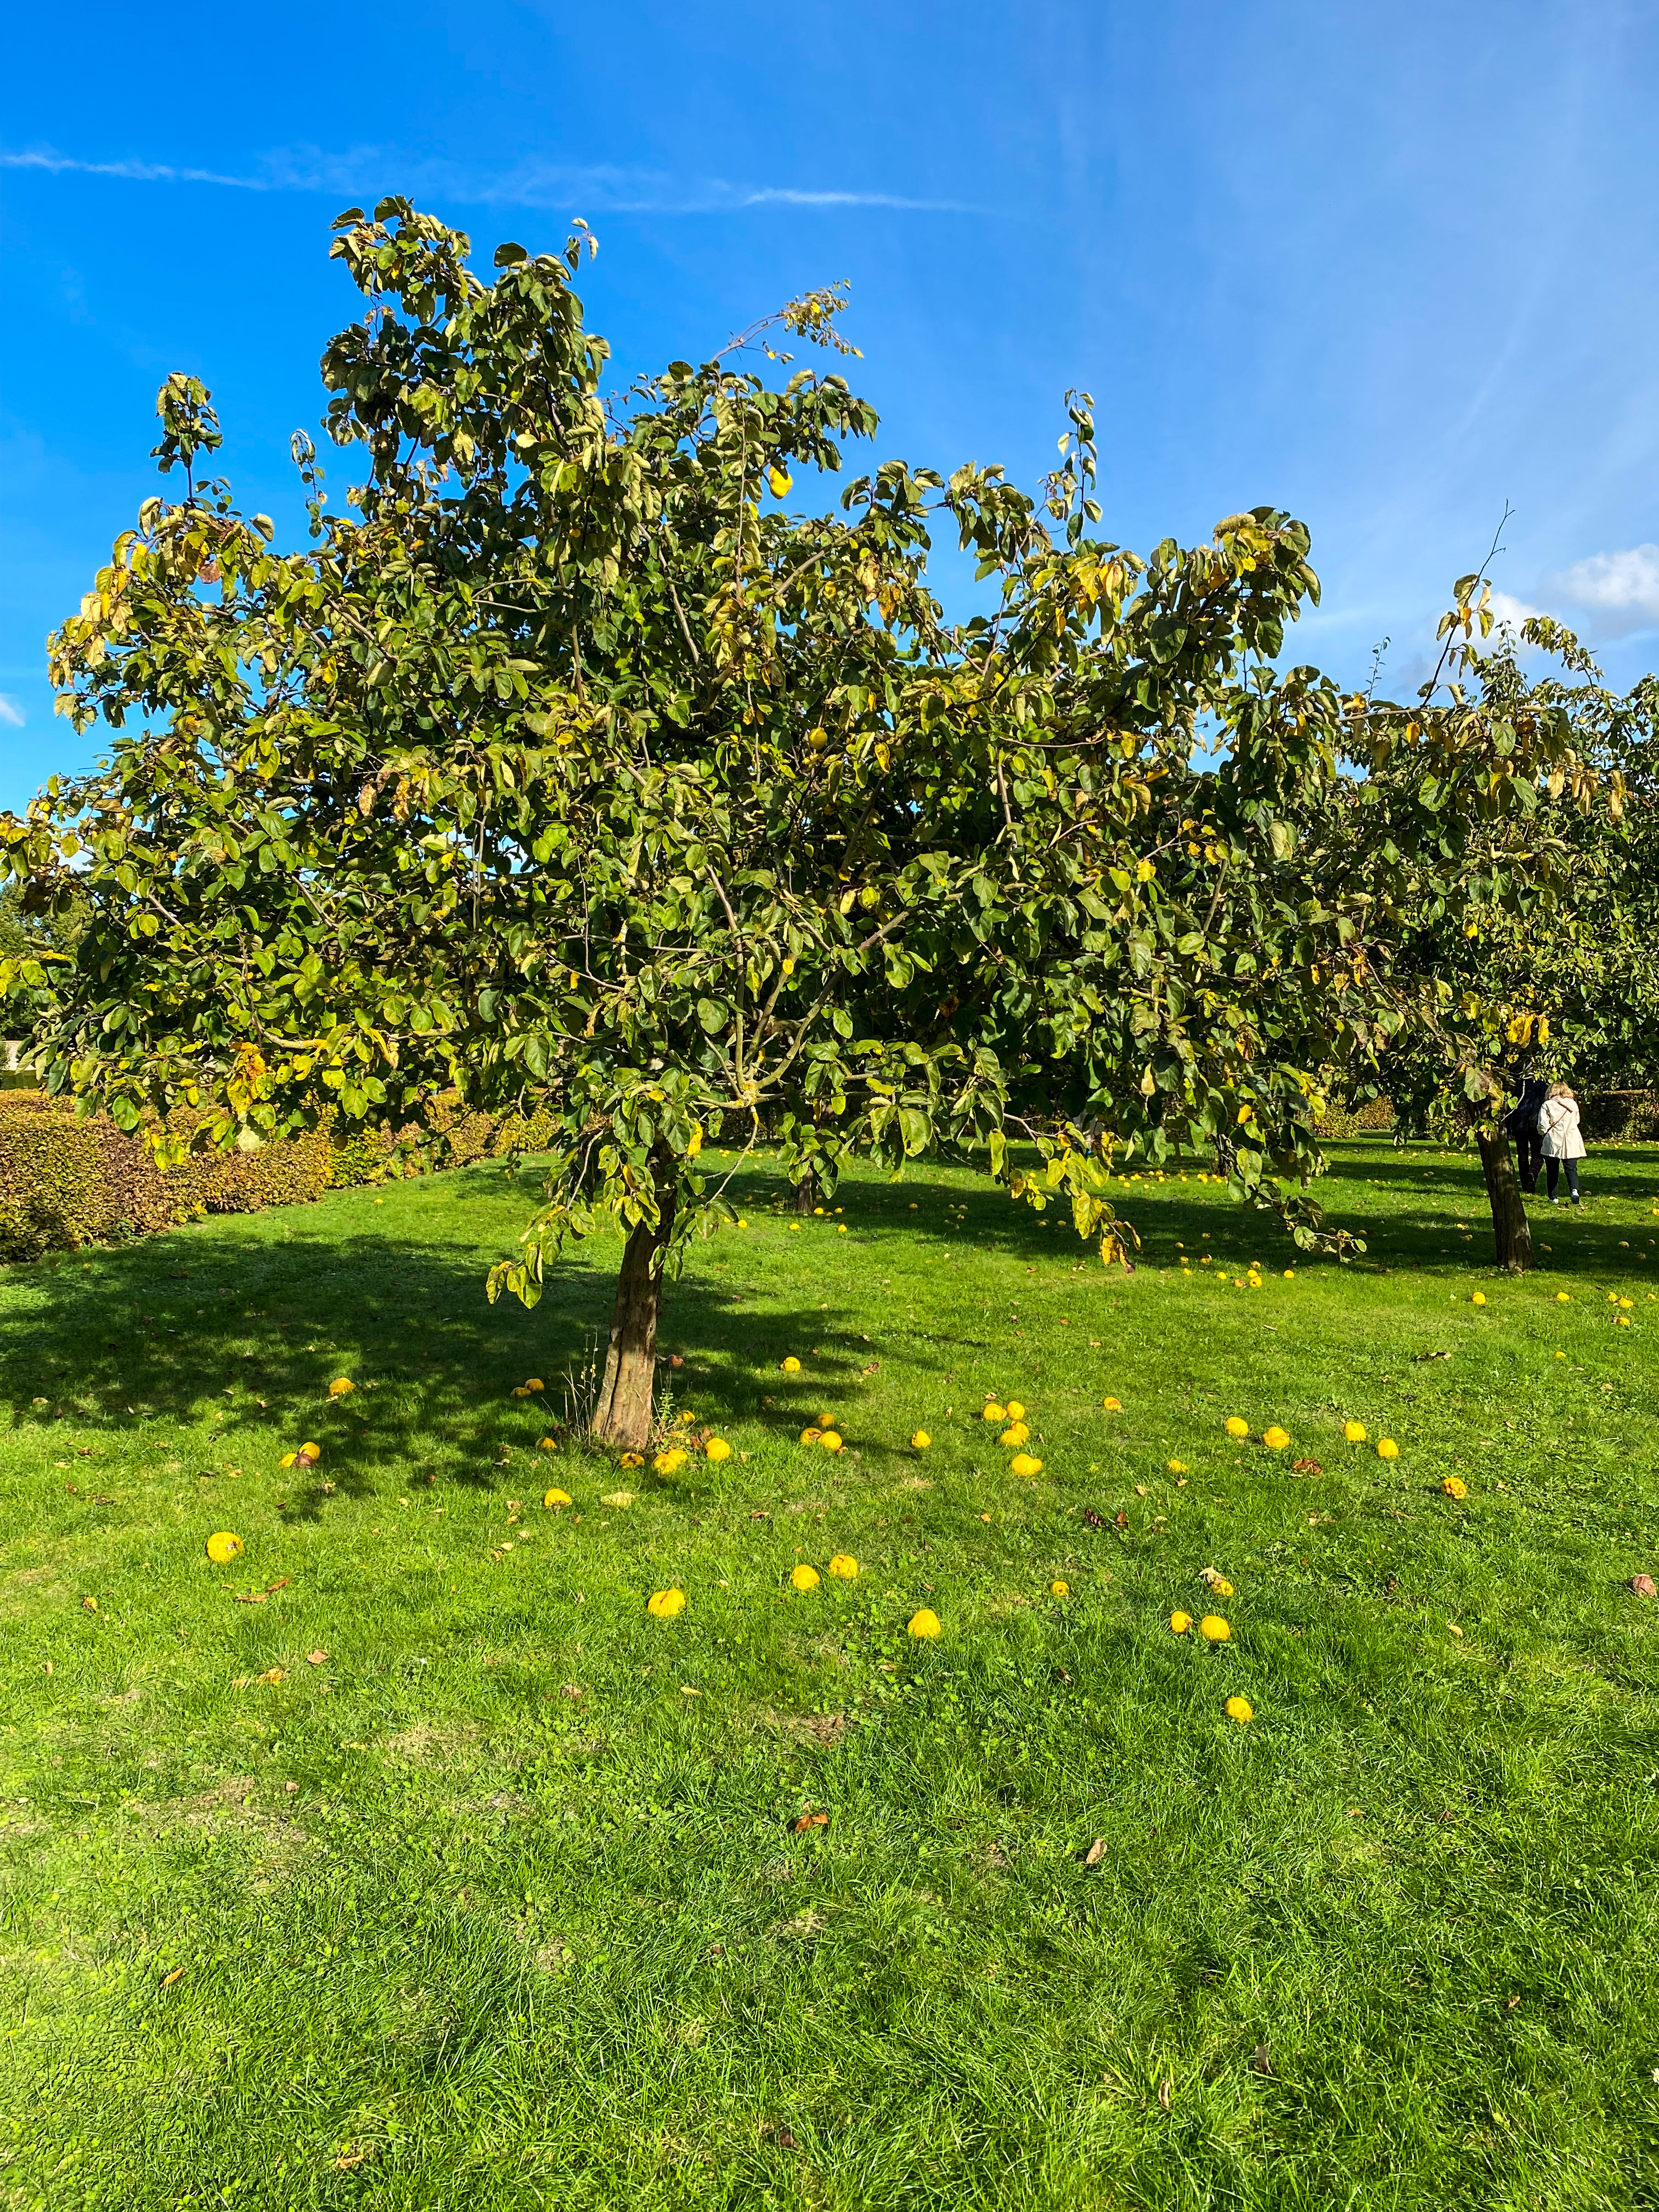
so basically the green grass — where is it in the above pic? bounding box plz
[3,1139,1659,2210]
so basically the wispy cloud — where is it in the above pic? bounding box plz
[1542,544,1659,639]
[1,143,973,216]
[0,696,26,731]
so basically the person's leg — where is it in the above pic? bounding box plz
[1520,1133,1542,1192]
[1567,1159,1581,1202]
[1546,1156,1560,1200]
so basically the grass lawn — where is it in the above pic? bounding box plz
[3,1139,1659,2209]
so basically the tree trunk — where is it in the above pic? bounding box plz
[590,1155,677,1449]
[1476,1128,1535,1273]
[1214,1131,1237,1180]
[794,1168,819,1215]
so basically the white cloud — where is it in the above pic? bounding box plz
[1486,589,1543,633]
[0,695,25,730]
[0,144,973,217]
[1541,544,1659,638]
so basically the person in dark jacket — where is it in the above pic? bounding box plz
[1505,1066,1547,1193]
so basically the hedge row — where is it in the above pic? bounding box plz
[0,1092,558,1263]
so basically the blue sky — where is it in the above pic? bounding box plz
[2,0,1656,812]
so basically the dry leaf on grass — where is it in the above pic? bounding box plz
[159,1966,186,1990]
[789,1811,830,1833]
[306,1650,327,1666]
[1631,1574,1657,1599]
[1293,1457,1323,1475]
[1083,1837,1107,1867]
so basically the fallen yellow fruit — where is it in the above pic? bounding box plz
[1199,1615,1230,1641]
[1556,1291,1571,1302]
[1262,1426,1290,1450]
[1224,1695,1254,1724]
[205,1531,244,1564]
[653,1449,688,1474]
[1170,1610,1193,1634]
[1441,1476,1468,1499]
[782,1357,802,1373]
[647,1588,686,1619]
[1049,1579,1070,1597]
[1005,1400,1026,1421]
[800,1427,822,1445]
[1344,1420,1367,1443]
[620,1451,644,1468]
[328,1378,355,1398]
[981,1403,1007,1423]
[1224,1417,1249,1438]
[1103,1396,1123,1412]
[828,1554,859,1579]
[791,1564,821,1592]
[1009,1453,1043,1478]
[999,1423,1029,1447]
[1167,1459,1188,1475]
[1377,1438,1400,1460]
[524,1378,545,1392]
[911,1430,931,1449]
[908,1609,942,1639]
[543,1487,572,1509]
[819,1431,844,1452]
[1471,1292,1487,1307]
[704,1437,732,1462]
[279,1452,297,1469]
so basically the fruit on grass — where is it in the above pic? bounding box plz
[543,1488,572,1509]
[654,1449,688,1474]
[1170,1611,1192,1634]
[1005,1400,1026,1421]
[328,1378,355,1398]
[828,1554,859,1579]
[1441,1476,1468,1499]
[1224,1695,1254,1724]
[1377,1438,1400,1460]
[704,1437,731,1462]
[205,1531,244,1564]
[908,1609,942,1638]
[1050,1579,1070,1597]
[782,1357,802,1373]
[819,1431,844,1453]
[1262,1426,1290,1450]
[1224,1417,1249,1438]
[1009,1453,1043,1478]
[981,1403,1008,1423]
[1199,1615,1230,1641]
[911,1430,931,1449]
[791,1564,821,1592]
[647,1588,686,1619]
[999,1424,1029,1446]
[1344,1421,1367,1443]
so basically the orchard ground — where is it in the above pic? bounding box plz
[3,1139,1658,2210]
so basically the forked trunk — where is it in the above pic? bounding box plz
[1476,1128,1535,1273]
[590,1156,677,1449]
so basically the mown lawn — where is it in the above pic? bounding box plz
[3,1139,1659,2210]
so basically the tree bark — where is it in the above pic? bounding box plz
[794,1168,819,1216]
[590,1152,677,1448]
[1476,1128,1535,1272]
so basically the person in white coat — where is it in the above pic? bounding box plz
[1537,1082,1585,1204]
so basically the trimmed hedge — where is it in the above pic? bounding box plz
[0,1092,557,1263]
[0,1094,330,1262]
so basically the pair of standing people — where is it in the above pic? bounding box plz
[1506,1069,1585,1203]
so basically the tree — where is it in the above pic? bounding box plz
[1319,601,1635,1268]
[3,202,1139,1448]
